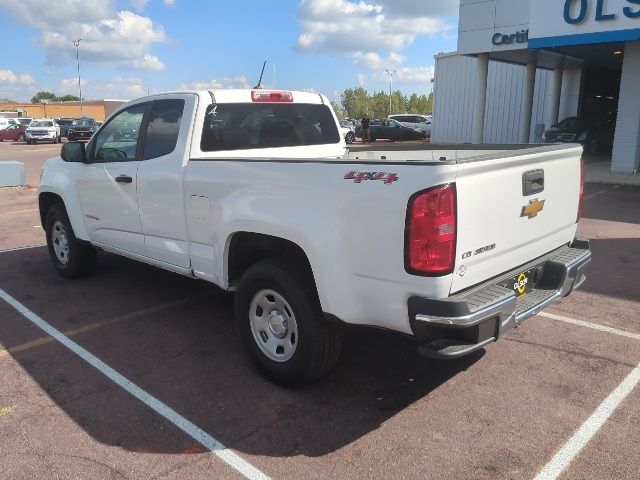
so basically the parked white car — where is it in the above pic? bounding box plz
[0,117,20,131]
[26,119,61,144]
[38,89,591,386]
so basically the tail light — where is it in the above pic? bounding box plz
[251,90,294,103]
[405,184,457,276]
[577,159,585,223]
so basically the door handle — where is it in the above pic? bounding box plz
[115,175,133,184]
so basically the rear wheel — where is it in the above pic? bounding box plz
[18,133,25,142]
[235,258,343,386]
[345,131,355,144]
[45,204,97,279]
[585,138,598,155]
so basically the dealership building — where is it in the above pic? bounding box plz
[432,0,640,173]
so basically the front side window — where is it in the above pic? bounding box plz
[200,103,340,152]
[143,99,184,160]
[92,104,146,162]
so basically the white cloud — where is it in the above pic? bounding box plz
[295,0,452,54]
[164,0,175,5]
[381,65,435,84]
[58,77,146,99]
[377,0,459,18]
[0,1,168,71]
[352,51,405,70]
[295,0,451,85]
[179,76,252,90]
[130,0,149,11]
[0,70,35,85]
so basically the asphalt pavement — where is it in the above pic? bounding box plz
[0,141,638,479]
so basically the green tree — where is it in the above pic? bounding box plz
[370,90,389,118]
[58,94,81,102]
[340,87,370,119]
[330,100,347,120]
[30,91,81,103]
[31,91,57,104]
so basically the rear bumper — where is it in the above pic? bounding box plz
[409,239,591,359]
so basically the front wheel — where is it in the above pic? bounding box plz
[235,258,343,386]
[18,133,25,142]
[45,204,97,279]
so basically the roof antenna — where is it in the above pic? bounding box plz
[254,60,267,89]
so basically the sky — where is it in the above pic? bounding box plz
[0,0,459,104]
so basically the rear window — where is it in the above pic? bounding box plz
[200,103,340,152]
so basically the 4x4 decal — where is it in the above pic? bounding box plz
[344,171,399,185]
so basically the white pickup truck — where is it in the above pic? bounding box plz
[38,89,591,385]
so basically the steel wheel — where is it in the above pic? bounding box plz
[249,289,299,362]
[51,220,70,265]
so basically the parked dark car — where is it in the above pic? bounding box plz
[0,124,27,142]
[355,118,427,142]
[55,118,75,138]
[543,116,614,154]
[67,117,99,142]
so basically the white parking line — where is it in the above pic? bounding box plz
[0,244,46,253]
[539,311,640,341]
[534,361,640,480]
[0,288,271,480]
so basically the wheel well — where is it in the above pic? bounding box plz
[227,232,315,287]
[38,192,64,226]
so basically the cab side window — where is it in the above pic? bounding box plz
[143,99,185,160]
[93,104,147,163]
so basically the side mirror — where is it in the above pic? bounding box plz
[61,141,87,163]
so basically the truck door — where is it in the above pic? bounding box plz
[136,96,195,269]
[76,103,149,256]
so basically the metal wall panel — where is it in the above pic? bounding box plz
[432,53,554,144]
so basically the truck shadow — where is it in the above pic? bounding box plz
[0,249,483,458]
[573,237,640,303]
[583,184,640,225]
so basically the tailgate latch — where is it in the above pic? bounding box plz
[523,169,544,196]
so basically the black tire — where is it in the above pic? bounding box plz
[45,203,97,279]
[234,258,343,386]
[345,132,355,144]
[53,136,59,144]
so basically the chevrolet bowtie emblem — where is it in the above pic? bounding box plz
[521,199,545,219]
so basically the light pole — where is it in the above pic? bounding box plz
[72,38,83,116]
[385,69,396,115]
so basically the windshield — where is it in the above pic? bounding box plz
[57,119,73,126]
[31,121,54,127]
[72,119,95,126]
[200,103,340,152]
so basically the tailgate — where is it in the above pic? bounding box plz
[450,145,582,294]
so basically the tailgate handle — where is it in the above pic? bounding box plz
[523,169,544,196]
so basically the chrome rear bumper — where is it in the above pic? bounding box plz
[409,239,591,359]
